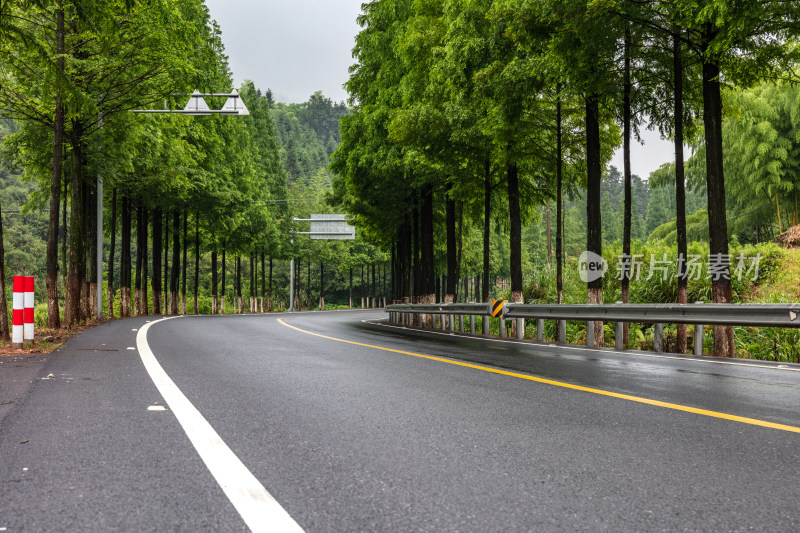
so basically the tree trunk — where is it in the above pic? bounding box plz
[107,188,116,317]
[508,162,524,337]
[260,252,265,312]
[46,2,65,328]
[371,263,376,308]
[586,93,604,346]
[211,250,218,314]
[221,249,226,314]
[250,254,255,312]
[194,211,200,314]
[170,210,179,315]
[445,185,457,305]
[88,180,97,319]
[237,256,243,314]
[556,90,564,305]
[674,29,688,354]
[62,174,68,322]
[120,195,131,317]
[412,191,421,302]
[621,26,632,347]
[456,202,463,301]
[390,242,396,307]
[134,202,143,315]
[306,260,311,311]
[182,210,187,314]
[80,179,91,321]
[349,266,353,307]
[67,123,84,327]
[268,256,273,311]
[163,210,169,313]
[142,208,148,316]
[420,186,436,324]
[234,256,239,312]
[483,159,491,302]
[702,28,734,357]
[319,262,324,310]
[546,202,552,265]
[402,220,412,304]
[0,198,9,340]
[151,207,162,316]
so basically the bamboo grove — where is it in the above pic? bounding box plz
[330,0,800,356]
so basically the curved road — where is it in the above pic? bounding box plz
[1,309,799,531]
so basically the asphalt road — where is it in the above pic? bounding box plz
[2,309,800,532]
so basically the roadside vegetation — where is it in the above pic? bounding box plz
[1,0,799,360]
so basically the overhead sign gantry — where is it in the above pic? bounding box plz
[288,214,355,312]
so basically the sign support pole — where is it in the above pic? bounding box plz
[288,238,295,312]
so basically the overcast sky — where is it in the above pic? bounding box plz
[204,0,675,179]
[204,0,362,104]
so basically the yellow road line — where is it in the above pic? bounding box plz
[277,318,800,434]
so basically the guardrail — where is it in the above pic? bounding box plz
[386,302,800,356]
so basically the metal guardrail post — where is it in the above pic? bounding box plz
[558,320,566,343]
[460,315,465,333]
[470,316,475,335]
[694,301,704,356]
[516,318,524,340]
[654,323,664,352]
[483,314,489,336]
[449,313,455,332]
[586,321,594,347]
[615,301,624,351]
[537,318,544,341]
[499,313,506,338]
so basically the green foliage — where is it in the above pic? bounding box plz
[649,209,709,245]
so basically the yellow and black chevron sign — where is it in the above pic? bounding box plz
[491,299,507,317]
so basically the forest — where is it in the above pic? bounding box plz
[330,0,800,358]
[0,0,390,340]
[1,0,800,360]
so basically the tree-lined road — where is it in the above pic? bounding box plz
[2,310,799,531]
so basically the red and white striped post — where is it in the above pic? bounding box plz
[24,276,34,342]
[12,276,24,348]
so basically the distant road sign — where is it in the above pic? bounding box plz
[293,214,355,240]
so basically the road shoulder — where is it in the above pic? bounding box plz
[0,352,47,425]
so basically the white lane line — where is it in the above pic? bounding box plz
[366,319,800,373]
[136,318,304,533]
